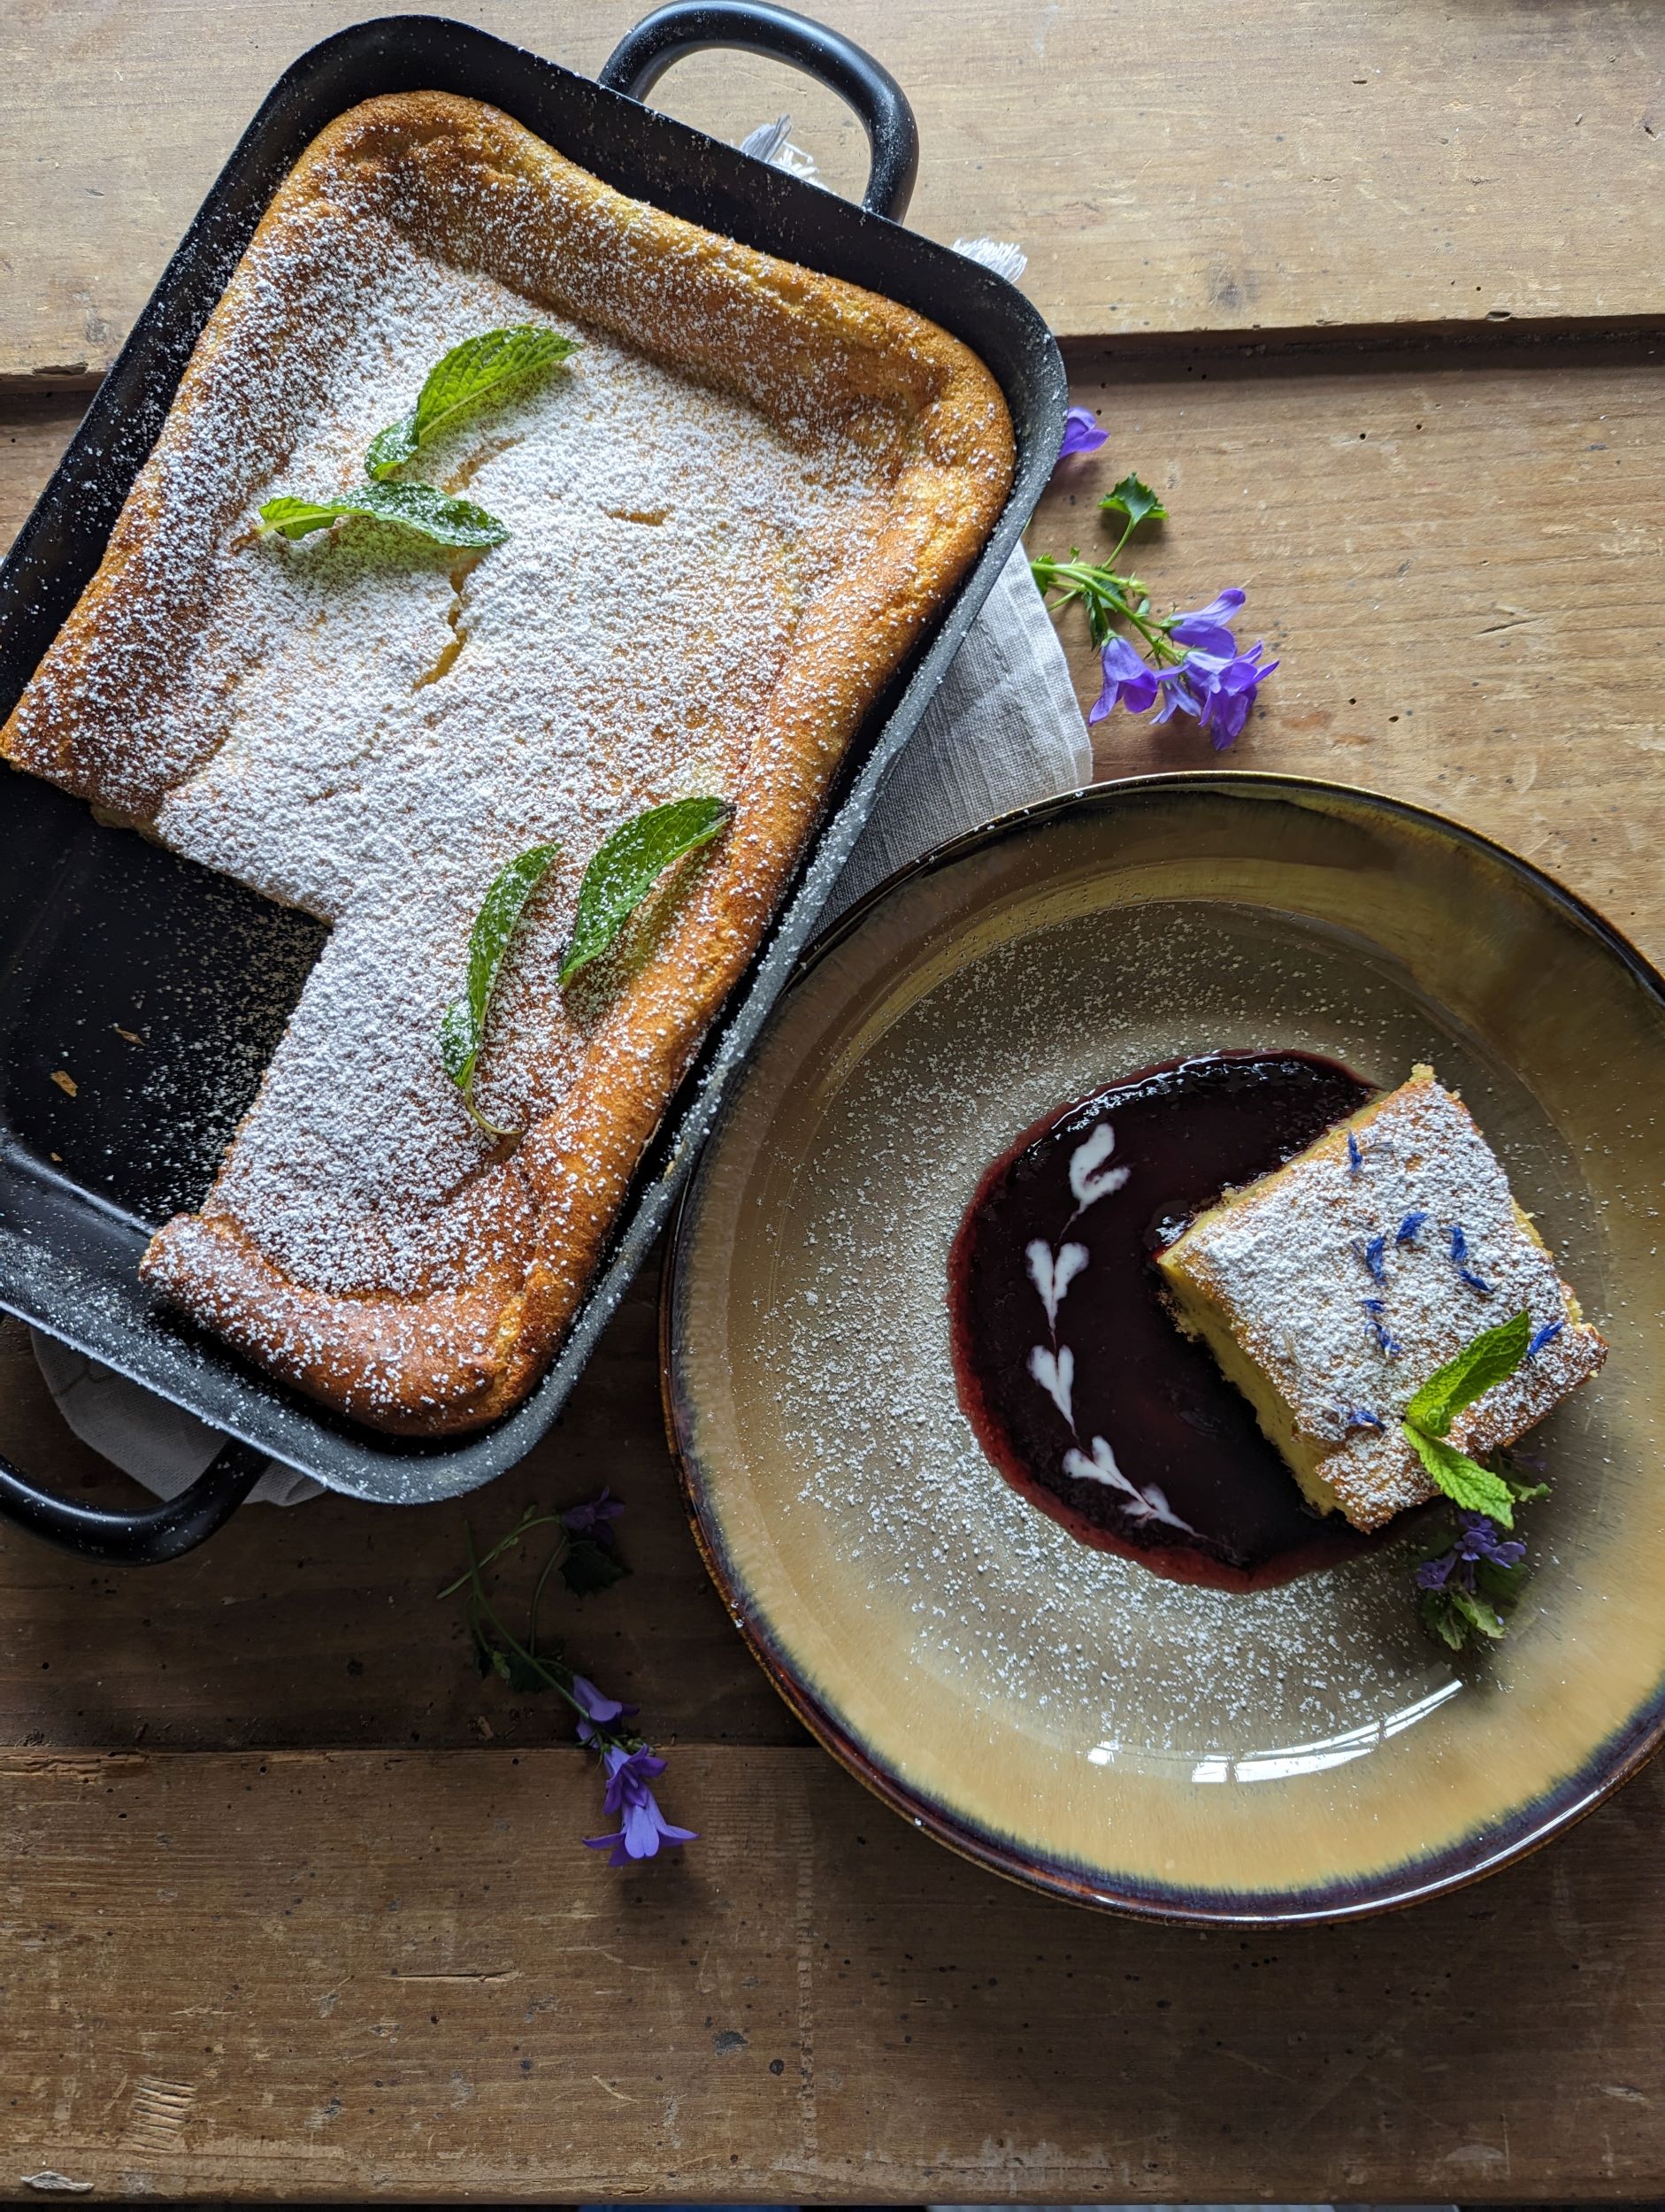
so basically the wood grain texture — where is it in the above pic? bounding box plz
[2,1742,1663,2202]
[1043,332,1665,961]
[5,0,1665,380]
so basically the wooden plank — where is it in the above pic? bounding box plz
[1041,333,1665,964]
[5,0,1665,380]
[0,1289,800,1752]
[2,1741,1663,2202]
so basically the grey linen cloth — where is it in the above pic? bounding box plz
[32,545,1093,1502]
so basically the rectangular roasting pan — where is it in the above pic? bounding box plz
[0,1,1066,1550]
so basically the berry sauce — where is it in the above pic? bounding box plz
[948,1051,1396,1591]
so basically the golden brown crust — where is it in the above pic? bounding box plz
[4,92,1014,1433]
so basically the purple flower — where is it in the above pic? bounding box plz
[571,1673,639,1747]
[585,1743,698,1866]
[1396,1210,1428,1246]
[1526,1318,1564,1359]
[1167,587,1247,656]
[1361,1296,1402,1357]
[1447,1221,1493,1296]
[1057,406,1109,459]
[1160,640,1279,749]
[1416,1510,1527,1592]
[561,1486,625,1547]
[1088,633,1162,722]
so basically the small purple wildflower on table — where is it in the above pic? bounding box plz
[1167,588,1247,656]
[561,1487,625,1545]
[1156,640,1279,750]
[1057,406,1109,458]
[587,1744,701,1867]
[441,1492,696,1870]
[1089,634,1162,721]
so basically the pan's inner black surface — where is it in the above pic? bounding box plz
[0,772,326,1226]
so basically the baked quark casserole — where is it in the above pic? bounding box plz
[1156,1065,1607,1531]
[1,92,1015,1434]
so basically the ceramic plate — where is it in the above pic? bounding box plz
[662,775,1665,1922]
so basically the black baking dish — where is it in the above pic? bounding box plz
[0,1,1066,1558]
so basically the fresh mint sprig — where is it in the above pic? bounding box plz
[1399,1312,1560,1652]
[257,481,508,549]
[1401,1310,1531,1527]
[366,326,578,480]
[559,796,732,986]
[441,842,560,1138]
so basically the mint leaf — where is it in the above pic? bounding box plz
[257,482,509,549]
[1402,1425,1516,1526]
[1448,1586,1508,1641]
[441,842,561,1136]
[559,796,732,987]
[1100,473,1168,530]
[1404,1310,1531,1439]
[366,326,579,480]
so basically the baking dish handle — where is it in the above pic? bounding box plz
[599,2,920,220]
[0,1436,266,1563]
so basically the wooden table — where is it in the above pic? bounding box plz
[4,4,1665,2200]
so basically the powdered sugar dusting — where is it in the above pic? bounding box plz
[104,229,900,1299]
[681,893,1619,1772]
[1166,1073,1607,1527]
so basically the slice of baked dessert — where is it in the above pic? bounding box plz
[1155,1065,1606,1531]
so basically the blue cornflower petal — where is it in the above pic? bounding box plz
[1396,1210,1428,1245]
[1527,1318,1565,1359]
[1355,1233,1388,1284]
[1347,1132,1363,1177]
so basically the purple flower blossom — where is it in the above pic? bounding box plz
[1088,634,1162,722]
[1158,641,1279,749]
[1167,588,1247,656]
[1416,1510,1527,1592]
[1446,1220,1493,1294]
[1526,1318,1564,1359]
[561,1486,625,1547]
[571,1674,637,1745]
[1362,1296,1402,1357]
[1057,406,1109,459]
[585,1744,699,1866]
[1356,1233,1387,1284]
[1347,1132,1363,1177]
[1340,1406,1385,1432]
[1396,1210,1428,1246]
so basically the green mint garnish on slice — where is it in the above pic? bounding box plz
[441,842,561,1137]
[558,796,732,987]
[1404,1309,1531,1439]
[1402,1425,1519,1527]
[1399,1310,1532,1527]
[257,482,509,549]
[366,326,579,480]
[1099,472,1168,530]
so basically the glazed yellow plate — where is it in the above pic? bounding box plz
[663,775,1665,1921]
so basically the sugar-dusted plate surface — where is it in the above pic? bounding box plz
[662,774,1665,1921]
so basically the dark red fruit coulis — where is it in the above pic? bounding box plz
[947,1050,1410,1591]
